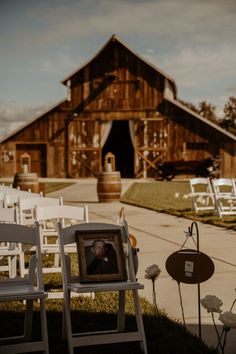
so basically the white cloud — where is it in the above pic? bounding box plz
[0,101,52,140]
[0,0,236,133]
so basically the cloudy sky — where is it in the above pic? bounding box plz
[1,0,236,140]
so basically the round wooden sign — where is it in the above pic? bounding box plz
[166,249,214,284]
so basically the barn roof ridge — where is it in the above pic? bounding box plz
[0,98,67,144]
[61,34,177,92]
[164,97,236,141]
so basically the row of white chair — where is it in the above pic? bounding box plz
[0,185,43,277]
[0,185,89,296]
[0,216,147,354]
[189,177,236,217]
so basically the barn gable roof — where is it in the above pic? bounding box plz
[0,98,67,144]
[61,34,177,97]
[1,35,234,146]
[162,97,236,142]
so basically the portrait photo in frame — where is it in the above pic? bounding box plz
[75,228,127,283]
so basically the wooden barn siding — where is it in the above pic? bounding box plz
[70,44,165,113]
[0,99,71,177]
[167,113,236,177]
[220,142,236,177]
[0,141,15,176]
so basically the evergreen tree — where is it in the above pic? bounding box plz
[220,97,236,132]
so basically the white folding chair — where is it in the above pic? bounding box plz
[18,196,62,227]
[212,178,236,217]
[189,177,215,213]
[18,196,63,276]
[0,222,49,354]
[57,222,147,354]
[35,204,89,298]
[0,207,20,278]
[3,190,41,224]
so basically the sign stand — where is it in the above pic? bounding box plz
[166,221,215,341]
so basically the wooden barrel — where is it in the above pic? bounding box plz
[13,172,40,193]
[97,171,121,202]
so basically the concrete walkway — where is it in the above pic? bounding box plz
[47,178,236,353]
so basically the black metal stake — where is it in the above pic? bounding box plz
[188,221,201,341]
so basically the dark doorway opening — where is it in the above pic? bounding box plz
[16,144,47,177]
[102,120,134,178]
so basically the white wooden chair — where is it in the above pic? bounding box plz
[0,207,20,278]
[18,196,63,276]
[189,177,215,213]
[35,204,89,298]
[211,178,236,217]
[0,222,49,354]
[57,221,147,354]
[4,190,41,214]
[18,195,62,226]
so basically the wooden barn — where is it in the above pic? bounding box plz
[0,34,236,179]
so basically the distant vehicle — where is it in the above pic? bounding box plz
[155,157,220,181]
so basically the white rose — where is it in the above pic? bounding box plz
[200,295,223,313]
[145,264,161,281]
[219,311,236,329]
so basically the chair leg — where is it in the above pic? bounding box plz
[63,291,74,354]
[117,290,125,332]
[24,300,34,340]
[39,299,49,354]
[132,290,148,354]
[62,304,66,340]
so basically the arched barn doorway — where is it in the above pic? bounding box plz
[102,120,134,178]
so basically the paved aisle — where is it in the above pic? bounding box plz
[48,178,236,354]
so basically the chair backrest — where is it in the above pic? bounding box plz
[4,190,41,208]
[0,222,43,285]
[0,207,16,223]
[35,204,89,225]
[189,177,213,194]
[19,196,62,225]
[0,185,14,192]
[58,222,135,285]
[212,178,236,196]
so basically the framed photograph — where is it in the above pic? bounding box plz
[75,228,127,283]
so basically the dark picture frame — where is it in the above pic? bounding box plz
[75,228,127,283]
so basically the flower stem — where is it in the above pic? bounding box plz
[152,279,159,316]
[229,298,236,312]
[211,312,223,352]
[221,330,228,354]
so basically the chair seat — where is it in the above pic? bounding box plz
[68,280,144,293]
[0,282,47,301]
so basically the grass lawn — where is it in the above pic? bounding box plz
[0,293,213,354]
[121,180,236,230]
[41,182,75,194]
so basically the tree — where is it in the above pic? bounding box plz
[179,99,218,122]
[198,101,217,122]
[178,99,200,113]
[220,97,236,131]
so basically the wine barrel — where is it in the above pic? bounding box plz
[13,172,40,193]
[97,171,121,202]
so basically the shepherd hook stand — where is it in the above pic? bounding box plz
[181,221,201,340]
